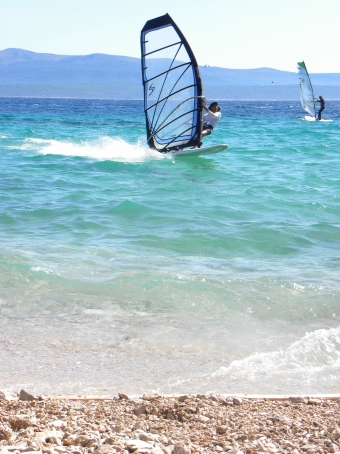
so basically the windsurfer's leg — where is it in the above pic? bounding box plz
[319,107,324,120]
[191,139,203,149]
[195,130,208,148]
[201,126,212,138]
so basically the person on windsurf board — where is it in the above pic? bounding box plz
[314,96,325,120]
[189,102,221,149]
[202,102,221,138]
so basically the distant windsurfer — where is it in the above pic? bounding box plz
[314,96,325,120]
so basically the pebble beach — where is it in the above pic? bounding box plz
[1,390,340,454]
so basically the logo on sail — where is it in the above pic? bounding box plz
[148,84,155,96]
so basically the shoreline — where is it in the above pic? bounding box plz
[4,389,340,401]
[5,394,340,401]
[3,389,340,401]
[1,390,340,454]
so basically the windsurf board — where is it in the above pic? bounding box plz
[167,144,228,157]
[304,116,332,122]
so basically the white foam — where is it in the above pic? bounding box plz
[31,266,61,276]
[212,326,340,385]
[25,137,164,162]
[83,309,104,315]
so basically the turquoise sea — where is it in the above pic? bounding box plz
[1,97,340,397]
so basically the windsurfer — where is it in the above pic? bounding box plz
[202,102,221,138]
[314,96,325,120]
[189,102,221,149]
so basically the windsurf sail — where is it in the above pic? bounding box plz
[141,14,204,151]
[297,61,316,118]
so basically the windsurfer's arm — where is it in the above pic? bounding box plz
[203,106,221,120]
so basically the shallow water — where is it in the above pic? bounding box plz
[1,98,340,396]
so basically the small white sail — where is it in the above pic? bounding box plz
[297,61,316,118]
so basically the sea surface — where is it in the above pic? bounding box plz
[1,97,340,397]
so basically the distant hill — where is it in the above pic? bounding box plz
[0,48,140,84]
[1,48,339,99]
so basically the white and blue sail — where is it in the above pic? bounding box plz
[297,61,316,118]
[141,14,204,151]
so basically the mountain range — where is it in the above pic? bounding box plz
[1,48,339,99]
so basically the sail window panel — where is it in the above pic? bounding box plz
[145,63,195,106]
[147,85,197,145]
[149,98,196,148]
[144,27,192,64]
[144,25,180,56]
[143,35,192,83]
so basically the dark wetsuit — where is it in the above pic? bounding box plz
[202,122,214,135]
[317,97,325,120]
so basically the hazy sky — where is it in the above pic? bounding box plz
[1,0,339,73]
